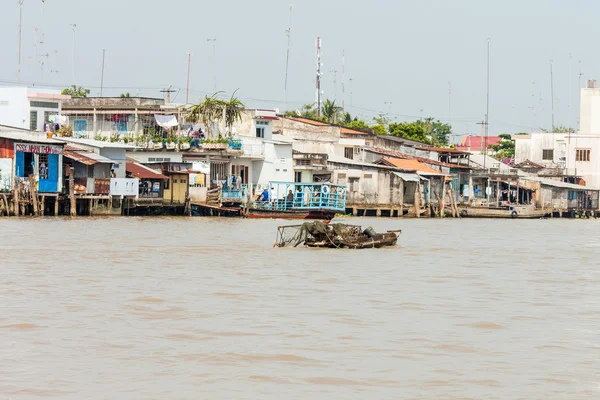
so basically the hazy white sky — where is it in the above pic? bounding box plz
[0,0,597,135]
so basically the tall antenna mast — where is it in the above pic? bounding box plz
[18,0,24,83]
[100,49,106,97]
[578,60,583,132]
[284,4,293,111]
[70,24,77,85]
[330,69,337,101]
[448,81,452,120]
[342,50,345,110]
[568,54,572,143]
[186,52,191,104]
[315,37,322,118]
[484,38,490,170]
[550,59,555,131]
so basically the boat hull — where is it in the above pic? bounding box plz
[455,205,547,219]
[246,208,335,220]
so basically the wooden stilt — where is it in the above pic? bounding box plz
[440,185,446,218]
[40,196,45,216]
[28,175,39,216]
[54,196,59,216]
[414,183,421,218]
[89,198,93,216]
[13,178,19,217]
[69,168,76,217]
[434,191,442,218]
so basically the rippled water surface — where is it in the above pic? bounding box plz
[1,217,600,399]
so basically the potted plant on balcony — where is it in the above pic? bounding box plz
[201,137,229,150]
[166,136,177,150]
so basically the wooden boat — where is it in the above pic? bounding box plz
[454,204,547,219]
[275,221,401,249]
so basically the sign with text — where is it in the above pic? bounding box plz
[14,142,63,155]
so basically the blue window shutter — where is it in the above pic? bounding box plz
[15,152,24,177]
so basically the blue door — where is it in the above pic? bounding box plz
[39,154,58,193]
[15,152,24,177]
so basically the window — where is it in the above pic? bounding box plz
[39,154,49,179]
[30,101,59,108]
[73,120,88,132]
[87,164,94,179]
[363,173,373,179]
[344,147,354,160]
[576,149,591,162]
[255,120,269,138]
[295,171,302,183]
[348,177,360,191]
[542,149,554,160]
[337,173,347,184]
[568,191,578,200]
[30,111,38,131]
[297,159,311,166]
[164,179,170,190]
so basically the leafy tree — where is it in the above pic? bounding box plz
[388,122,431,143]
[61,85,90,98]
[284,103,318,119]
[488,133,516,159]
[416,118,452,146]
[540,125,574,133]
[372,124,387,135]
[342,112,353,125]
[372,113,390,127]
[120,92,131,98]
[346,119,370,130]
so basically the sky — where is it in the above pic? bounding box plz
[0,0,598,136]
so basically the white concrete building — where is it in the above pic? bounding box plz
[514,133,600,188]
[0,87,70,131]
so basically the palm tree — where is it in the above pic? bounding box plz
[186,91,246,138]
[321,99,343,124]
[223,90,245,136]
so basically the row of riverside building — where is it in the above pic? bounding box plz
[0,85,599,217]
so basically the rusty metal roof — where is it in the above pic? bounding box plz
[63,150,114,165]
[126,162,168,180]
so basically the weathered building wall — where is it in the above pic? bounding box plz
[331,164,403,207]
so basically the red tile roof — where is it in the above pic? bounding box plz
[456,135,502,152]
[364,147,472,170]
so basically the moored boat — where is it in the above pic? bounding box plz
[242,182,347,221]
[454,204,547,219]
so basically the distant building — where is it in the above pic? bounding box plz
[0,87,70,131]
[456,135,501,154]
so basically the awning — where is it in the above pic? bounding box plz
[126,162,168,180]
[63,150,114,166]
[392,171,420,182]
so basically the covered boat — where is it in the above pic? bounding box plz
[242,182,347,221]
[275,221,401,249]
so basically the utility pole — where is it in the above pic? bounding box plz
[578,60,583,132]
[160,86,176,104]
[186,52,191,104]
[384,101,392,119]
[70,24,77,85]
[330,69,337,101]
[284,4,293,110]
[484,38,491,170]
[550,59,555,131]
[477,120,487,155]
[18,1,24,83]
[100,49,106,97]
[207,38,217,92]
[315,37,322,117]
[568,54,572,143]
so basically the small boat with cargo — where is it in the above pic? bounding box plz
[275,221,401,249]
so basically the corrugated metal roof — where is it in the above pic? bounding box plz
[392,172,420,182]
[63,150,115,165]
[522,177,597,191]
[126,162,168,180]
[380,157,443,175]
[0,129,65,144]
